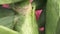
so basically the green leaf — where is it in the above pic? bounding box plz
[0,25,18,34]
[45,0,60,34]
[0,0,23,4]
[0,7,15,29]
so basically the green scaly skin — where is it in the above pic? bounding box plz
[12,0,39,34]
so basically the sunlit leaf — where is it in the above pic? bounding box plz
[0,0,23,4]
[0,26,18,34]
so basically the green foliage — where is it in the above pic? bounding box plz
[0,7,15,29]
[0,26,18,34]
[0,0,23,4]
[45,0,60,34]
[0,0,46,34]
